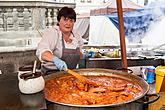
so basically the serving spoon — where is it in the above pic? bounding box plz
[66,69,101,86]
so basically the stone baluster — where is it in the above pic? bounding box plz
[46,8,53,28]
[13,8,19,31]
[0,8,3,31]
[2,8,7,31]
[28,8,32,30]
[6,8,13,31]
[17,8,24,31]
[52,8,58,26]
[45,9,48,27]
[31,7,46,31]
[23,8,31,31]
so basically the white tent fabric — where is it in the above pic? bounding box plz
[88,16,123,46]
[100,0,143,9]
[74,18,89,39]
[74,14,90,39]
[131,0,145,7]
[90,0,143,16]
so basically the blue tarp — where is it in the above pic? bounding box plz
[98,8,165,43]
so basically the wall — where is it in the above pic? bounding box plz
[0,49,37,74]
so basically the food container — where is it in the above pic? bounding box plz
[18,72,45,94]
[155,66,165,93]
[146,66,155,84]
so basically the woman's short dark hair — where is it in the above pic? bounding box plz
[57,7,76,22]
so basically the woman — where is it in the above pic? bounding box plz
[36,7,84,74]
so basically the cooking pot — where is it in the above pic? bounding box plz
[18,72,45,94]
[44,68,159,110]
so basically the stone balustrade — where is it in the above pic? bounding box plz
[0,0,75,48]
[0,0,75,74]
[0,0,75,31]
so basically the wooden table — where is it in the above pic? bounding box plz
[0,73,46,110]
[149,92,165,110]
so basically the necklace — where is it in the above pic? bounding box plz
[63,33,72,43]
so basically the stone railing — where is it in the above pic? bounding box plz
[0,0,75,47]
[0,0,75,31]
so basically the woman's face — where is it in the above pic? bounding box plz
[59,16,75,34]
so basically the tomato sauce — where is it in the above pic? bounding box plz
[44,75,143,105]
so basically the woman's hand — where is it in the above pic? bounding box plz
[52,57,67,71]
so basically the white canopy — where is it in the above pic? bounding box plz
[90,0,143,16]
[100,0,143,9]
[88,16,124,46]
[74,13,90,40]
